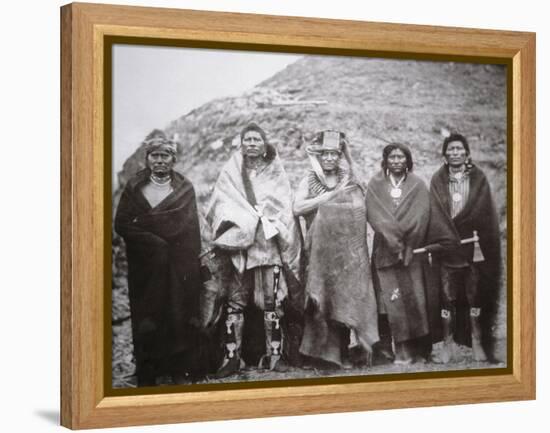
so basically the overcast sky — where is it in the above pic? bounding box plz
[112,44,301,181]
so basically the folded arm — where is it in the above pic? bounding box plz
[114,187,169,248]
[293,177,340,216]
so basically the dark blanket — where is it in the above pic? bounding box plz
[367,171,458,342]
[115,169,206,379]
[300,184,379,366]
[430,165,501,352]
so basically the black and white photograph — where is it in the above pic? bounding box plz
[2,0,547,430]
[110,44,507,389]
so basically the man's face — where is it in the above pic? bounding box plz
[320,150,341,173]
[241,131,266,158]
[147,150,175,176]
[445,140,468,168]
[387,148,407,176]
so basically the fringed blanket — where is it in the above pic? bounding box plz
[300,184,379,366]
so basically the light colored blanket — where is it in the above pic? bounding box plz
[206,149,301,282]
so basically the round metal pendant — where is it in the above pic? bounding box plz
[453,172,463,180]
[452,192,462,202]
[390,187,402,198]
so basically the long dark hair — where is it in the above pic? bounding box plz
[240,122,268,144]
[442,133,470,156]
[239,122,277,161]
[381,142,414,173]
[441,133,474,170]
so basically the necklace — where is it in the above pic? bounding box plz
[389,174,405,198]
[449,165,466,180]
[308,168,345,196]
[449,166,466,202]
[150,174,171,186]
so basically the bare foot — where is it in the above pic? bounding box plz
[431,339,456,364]
[472,339,488,362]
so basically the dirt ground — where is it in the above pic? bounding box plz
[112,317,506,388]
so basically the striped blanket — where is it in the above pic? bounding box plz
[206,145,302,283]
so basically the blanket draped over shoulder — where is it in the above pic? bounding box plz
[367,171,458,342]
[430,165,501,349]
[114,169,206,377]
[300,183,379,365]
[206,145,302,300]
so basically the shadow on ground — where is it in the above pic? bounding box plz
[34,410,59,425]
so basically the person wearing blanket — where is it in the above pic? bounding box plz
[429,134,501,364]
[114,134,205,386]
[206,123,302,378]
[294,130,379,369]
[366,143,458,365]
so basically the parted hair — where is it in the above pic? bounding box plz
[240,122,268,144]
[442,133,470,156]
[381,142,414,172]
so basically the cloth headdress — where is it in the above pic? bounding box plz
[145,135,177,156]
[306,130,344,155]
[306,130,349,186]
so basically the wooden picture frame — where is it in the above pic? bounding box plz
[60,2,535,429]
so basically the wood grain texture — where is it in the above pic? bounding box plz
[514,34,536,395]
[73,2,531,57]
[60,4,73,429]
[60,2,536,429]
